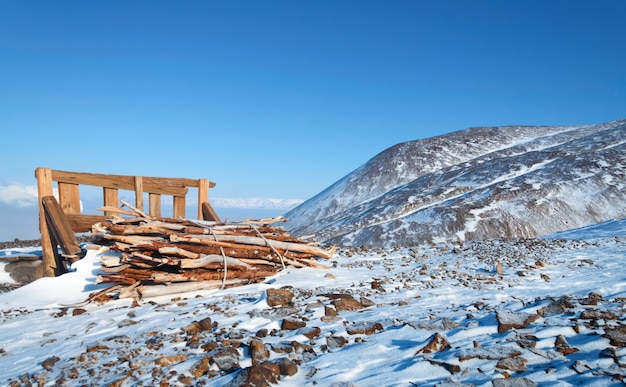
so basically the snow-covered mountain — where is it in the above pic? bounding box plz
[285,119,626,247]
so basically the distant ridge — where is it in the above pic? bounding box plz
[285,119,626,247]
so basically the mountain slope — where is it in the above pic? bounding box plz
[285,119,626,247]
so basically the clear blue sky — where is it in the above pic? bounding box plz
[1,0,625,203]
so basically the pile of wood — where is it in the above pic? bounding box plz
[87,202,335,300]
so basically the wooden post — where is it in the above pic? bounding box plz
[173,196,186,219]
[198,179,209,220]
[134,176,144,213]
[103,187,119,217]
[58,182,81,214]
[35,167,56,277]
[149,193,161,217]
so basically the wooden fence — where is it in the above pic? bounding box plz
[35,168,219,277]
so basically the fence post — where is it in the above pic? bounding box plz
[198,179,209,220]
[35,167,56,277]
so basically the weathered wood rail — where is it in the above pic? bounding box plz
[35,168,219,277]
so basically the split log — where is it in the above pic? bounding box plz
[118,279,250,299]
[170,234,336,258]
[179,254,252,270]
[149,268,277,283]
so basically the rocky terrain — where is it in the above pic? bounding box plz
[2,225,626,386]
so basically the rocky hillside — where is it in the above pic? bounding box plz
[285,119,626,247]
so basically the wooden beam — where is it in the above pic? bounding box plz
[42,196,83,274]
[66,214,107,233]
[35,168,56,277]
[202,202,221,223]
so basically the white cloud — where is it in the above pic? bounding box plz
[0,184,303,212]
[211,197,303,210]
[0,184,39,207]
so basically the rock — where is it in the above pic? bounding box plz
[155,354,188,366]
[212,347,241,372]
[190,356,212,378]
[570,360,592,374]
[270,342,294,354]
[408,317,461,331]
[579,309,618,321]
[249,339,270,365]
[496,311,539,333]
[492,377,537,387]
[539,297,574,315]
[297,326,322,340]
[332,295,364,312]
[276,357,298,376]
[514,334,538,349]
[198,316,213,331]
[5,260,44,284]
[415,333,450,355]
[225,361,281,387]
[346,321,384,335]
[602,325,626,347]
[326,335,348,349]
[282,317,306,330]
[429,359,461,374]
[266,288,294,307]
[599,347,618,362]
[555,334,579,355]
[496,357,527,373]
[42,356,60,370]
[459,346,522,361]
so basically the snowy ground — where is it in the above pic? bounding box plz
[1,219,626,386]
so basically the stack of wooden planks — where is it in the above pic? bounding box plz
[88,202,335,300]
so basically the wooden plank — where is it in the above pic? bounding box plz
[202,202,221,223]
[51,170,195,196]
[58,182,81,214]
[134,176,143,212]
[173,196,186,219]
[35,168,56,277]
[149,193,161,217]
[66,214,107,233]
[42,196,83,274]
[198,179,209,220]
[103,187,119,217]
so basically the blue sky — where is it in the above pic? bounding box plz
[1,1,625,239]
